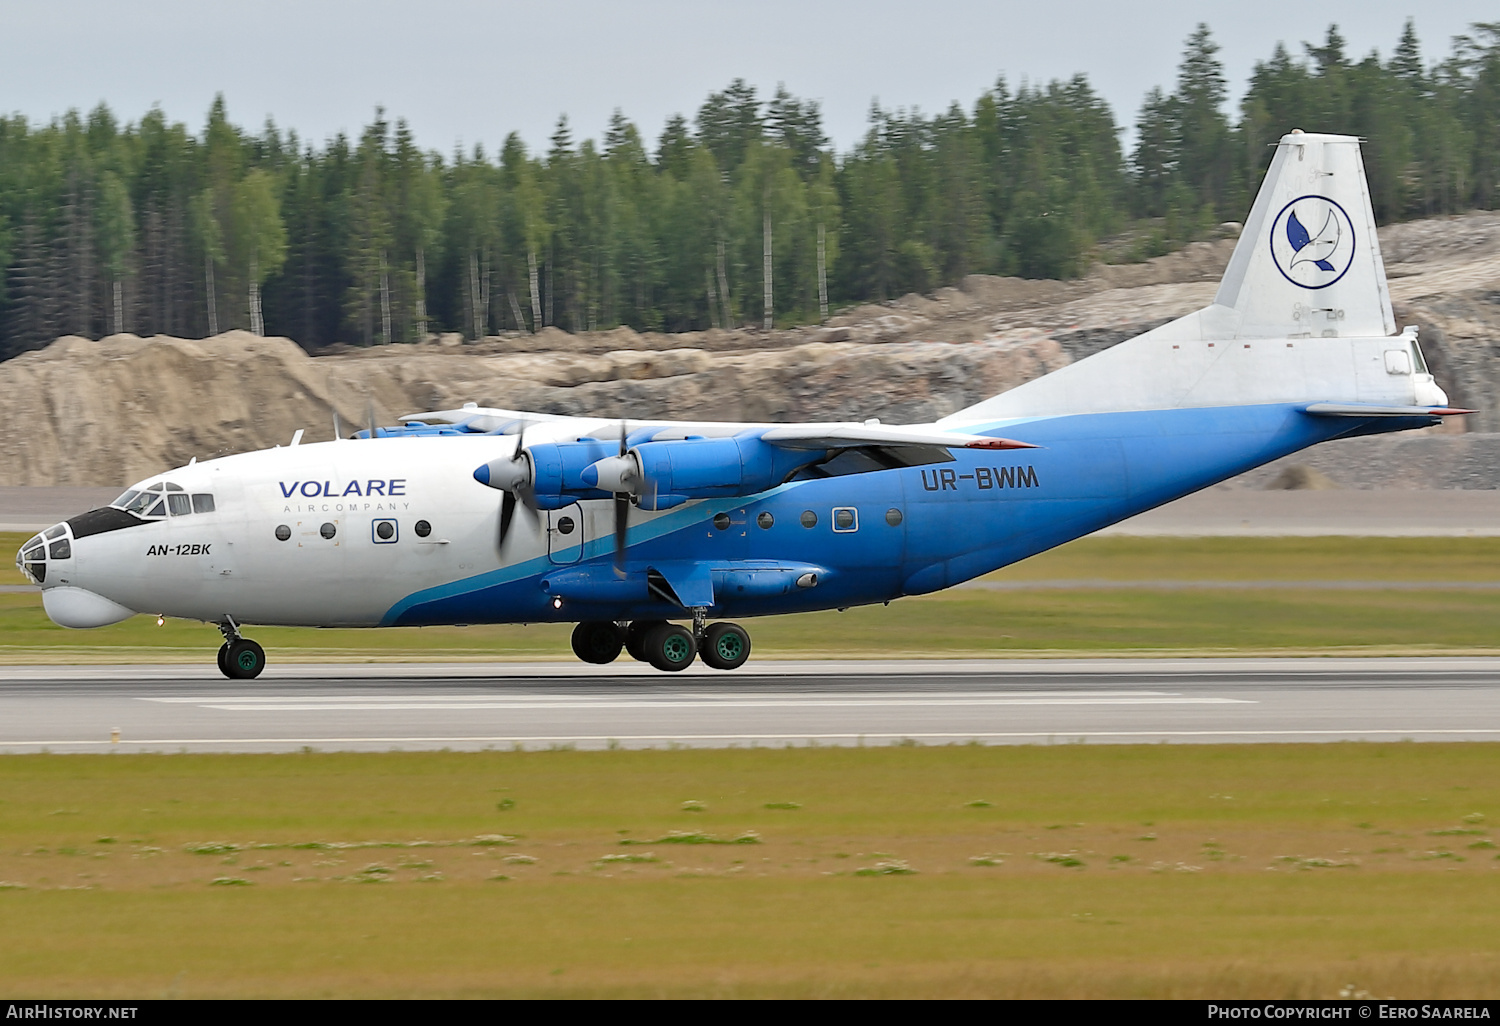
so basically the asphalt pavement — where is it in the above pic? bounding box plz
[1,657,1497,753]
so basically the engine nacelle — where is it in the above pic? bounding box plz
[474,438,622,510]
[586,435,811,510]
[479,433,822,510]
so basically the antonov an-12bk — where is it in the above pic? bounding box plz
[17,132,1467,677]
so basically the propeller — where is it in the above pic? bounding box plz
[366,399,378,440]
[476,419,535,550]
[578,421,642,576]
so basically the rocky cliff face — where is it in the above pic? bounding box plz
[3,213,1498,488]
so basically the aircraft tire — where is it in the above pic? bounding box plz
[644,623,697,672]
[571,621,624,664]
[226,639,266,680]
[216,643,231,678]
[700,622,751,671]
[625,620,666,662]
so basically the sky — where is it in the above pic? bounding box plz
[2,0,1495,158]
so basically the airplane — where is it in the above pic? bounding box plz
[15,131,1468,678]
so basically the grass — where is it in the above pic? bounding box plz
[0,743,1497,997]
[8,533,1500,661]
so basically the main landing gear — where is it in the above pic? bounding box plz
[571,614,752,672]
[215,616,266,680]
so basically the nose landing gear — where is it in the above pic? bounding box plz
[215,617,266,680]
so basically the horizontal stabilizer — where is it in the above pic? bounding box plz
[1303,404,1473,418]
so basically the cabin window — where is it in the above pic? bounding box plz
[757,512,774,529]
[1411,340,1429,374]
[275,525,291,541]
[833,508,858,532]
[320,522,337,539]
[373,519,397,543]
[414,520,432,537]
[192,494,215,514]
[885,508,903,526]
[556,516,576,536]
[713,513,731,531]
[800,510,818,528]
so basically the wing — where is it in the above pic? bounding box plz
[759,423,1035,450]
[399,406,1035,450]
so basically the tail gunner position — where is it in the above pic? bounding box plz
[17,132,1466,678]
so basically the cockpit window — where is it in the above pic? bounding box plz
[44,525,66,540]
[120,491,160,516]
[113,480,213,519]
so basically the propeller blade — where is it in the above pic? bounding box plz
[613,418,630,576]
[613,495,629,576]
[499,491,516,547]
[366,399,377,439]
[332,410,342,441]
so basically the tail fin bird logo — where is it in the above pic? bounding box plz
[1287,208,1339,271]
[1269,195,1355,290]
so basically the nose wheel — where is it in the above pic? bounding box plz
[215,618,266,679]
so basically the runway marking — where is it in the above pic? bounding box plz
[135,691,1255,712]
[3,728,1500,748]
[139,690,1186,702]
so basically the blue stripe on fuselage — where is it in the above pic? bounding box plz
[383,403,1428,625]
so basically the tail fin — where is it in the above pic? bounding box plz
[940,131,1426,426]
[1214,130,1395,339]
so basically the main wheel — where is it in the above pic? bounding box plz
[225,639,266,680]
[571,621,624,664]
[701,622,751,671]
[625,620,667,662]
[644,623,697,672]
[216,643,231,678]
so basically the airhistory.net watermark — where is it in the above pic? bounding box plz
[5,1007,138,1020]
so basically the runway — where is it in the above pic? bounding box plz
[2,658,1499,752]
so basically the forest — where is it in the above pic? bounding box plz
[0,19,1496,359]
